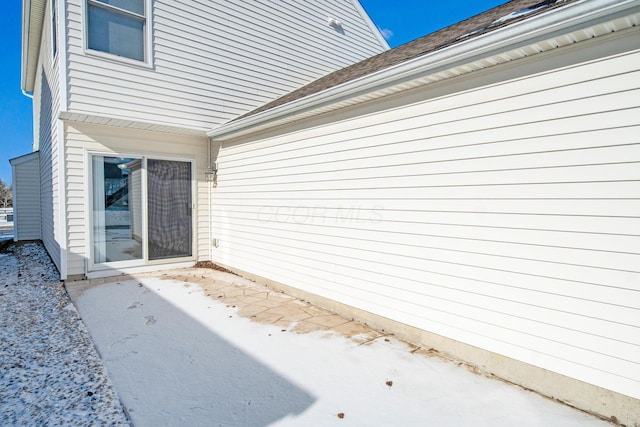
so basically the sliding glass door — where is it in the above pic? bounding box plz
[92,156,143,263]
[147,159,192,260]
[91,155,193,267]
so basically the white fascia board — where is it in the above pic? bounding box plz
[9,150,40,166]
[208,0,640,141]
[351,0,391,50]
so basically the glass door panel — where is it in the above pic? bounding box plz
[147,159,192,260]
[92,156,143,263]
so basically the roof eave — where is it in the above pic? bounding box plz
[58,111,210,137]
[9,150,40,166]
[21,0,46,93]
[208,0,639,141]
[20,0,31,92]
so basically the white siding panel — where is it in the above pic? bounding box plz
[64,0,387,130]
[154,0,383,73]
[11,154,42,241]
[64,124,210,277]
[212,48,640,399]
[220,140,640,180]
[214,197,640,218]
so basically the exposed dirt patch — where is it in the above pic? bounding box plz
[193,261,236,275]
[0,239,13,254]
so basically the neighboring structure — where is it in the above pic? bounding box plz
[0,206,14,242]
[16,0,639,424]
[0,207,14,241]
[0,209,14,223]
[9,151,41,241]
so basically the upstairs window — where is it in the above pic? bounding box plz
[52,0,58,57]
[87,0,147,62]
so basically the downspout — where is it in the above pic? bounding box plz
[11,159,18,242]
[22,89,34,151]
[207,138,213,261]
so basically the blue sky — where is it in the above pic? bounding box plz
[1,2,34,186]
[0,0,505,185]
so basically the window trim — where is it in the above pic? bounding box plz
[83,0,153,67]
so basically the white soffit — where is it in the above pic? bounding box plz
[59,112,209,136]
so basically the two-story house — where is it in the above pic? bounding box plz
[13,0,640,425]
[17,0,388,280]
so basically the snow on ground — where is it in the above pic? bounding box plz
[0,241,614,427]
[0,229,13,241]
[71,273,611,427]
[0,242,129,425]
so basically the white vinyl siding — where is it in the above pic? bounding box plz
[64,123,210,277]
[32,0,63,273]
[212,46,640,400]
[64,0,387,130]
[10,153,42,241]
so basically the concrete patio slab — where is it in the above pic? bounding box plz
[66,267,612,427]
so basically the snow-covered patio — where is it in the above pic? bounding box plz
[1,242,613,426]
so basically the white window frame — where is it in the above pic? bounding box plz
[84,0,153,67]
[85,151,196,274]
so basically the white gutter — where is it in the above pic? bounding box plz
[22,89,34,99]
[20,0,31,92]
[208,0,639,141]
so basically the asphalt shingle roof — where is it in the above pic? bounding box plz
[237,0,575,121]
